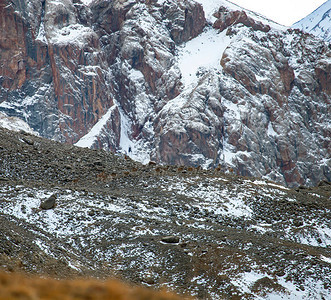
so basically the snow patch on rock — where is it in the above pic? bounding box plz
[0,112,38,135]
[50,24,96,47]
[178,27,232,88]
[75,105,117,148]
[116,101,151,164]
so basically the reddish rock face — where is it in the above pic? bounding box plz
[213,7,270,33]
[0,1,45,91]
[48,40,114,143]
[0,0,114,143]
[315,57,331,95]
[0,0,329,187]
[162,0,206,44]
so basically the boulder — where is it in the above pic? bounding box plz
[40,194,57,210]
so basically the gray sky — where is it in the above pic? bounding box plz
[230,0,327,25]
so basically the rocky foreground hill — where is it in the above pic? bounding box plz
[0,127,330,299]
[0,0,330,188]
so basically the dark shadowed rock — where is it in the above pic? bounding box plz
[318,180,331,187]
[161,236,180,244]
[40,194,57,210]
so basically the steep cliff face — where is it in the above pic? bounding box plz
[214,24,329,187]
[0,0,330,187]
[0,0,115,144]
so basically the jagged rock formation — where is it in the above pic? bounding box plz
[0,0,330,187]
[0,0,116,144]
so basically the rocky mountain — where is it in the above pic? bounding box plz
[0,0,330,188]
[293,0,331,42]
[0,127,330,299]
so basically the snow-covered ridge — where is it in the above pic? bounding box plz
[293,0,331,42]
[196,0,287,30]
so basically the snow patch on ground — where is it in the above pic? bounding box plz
[36,21,47,44]
[231,271,265,294]
[251,179,289,190]
[194,0,225,23]
[285,220,331,248]
[116,101,150,165]
[321,255,331,264]
[268,122,278,137]
[81,0,94,5]
[127,67,154,128]
[231,271,330,299]
[165,177,253,218]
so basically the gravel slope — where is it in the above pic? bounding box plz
[0,127,330,299]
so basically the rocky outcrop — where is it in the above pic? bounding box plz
[315,55,331,94]
[162,0,206,44]
[40,193,57,210]
[0,0,329,187]
[0,0,114,143]
[153,74,224,168]
[213,7,271,33]
[152,19,330,187]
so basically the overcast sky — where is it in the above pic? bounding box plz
[230,0,327,25]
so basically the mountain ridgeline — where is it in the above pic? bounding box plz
[0,0,330,187]
[293,0,331,42]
